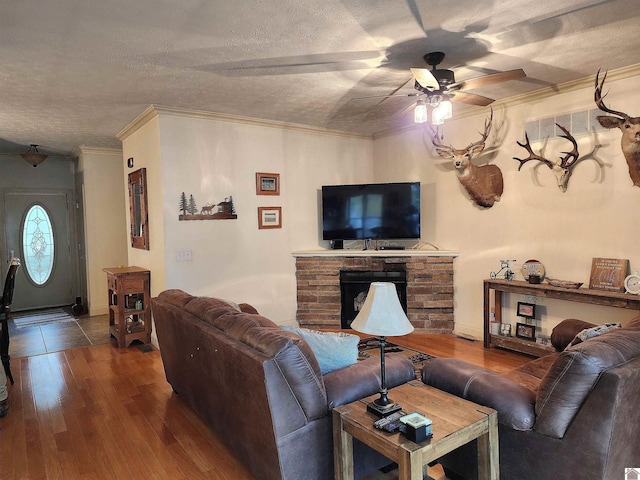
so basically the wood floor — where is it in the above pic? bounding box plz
[0,331,532,480]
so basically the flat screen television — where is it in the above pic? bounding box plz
[322,182,420,241]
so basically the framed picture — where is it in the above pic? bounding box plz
[500,323,511,336]
[517,301,536,319]
[258,207,282,229]
[256,172,280,195]
[516,322,536,341]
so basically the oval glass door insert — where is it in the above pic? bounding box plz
[22,204,55,285]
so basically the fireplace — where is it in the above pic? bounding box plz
[294,252,456,333]
[340,270,407,329]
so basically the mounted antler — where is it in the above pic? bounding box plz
[594,70,630,121]
[594,69,640,186]
[430,109,503,208]
[431,109,493,160]
[513,124,581,192]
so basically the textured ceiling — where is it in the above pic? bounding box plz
[1,0,640,156]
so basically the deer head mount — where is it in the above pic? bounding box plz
[430,109,504,208]
[513,124,582,192]
[594,70,640,187]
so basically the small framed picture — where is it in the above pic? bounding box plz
[516,322,536,341]
[517,302,536,319]
[256,172,280,195]
[258,207,282,229]
[500,323,511,336]
[536,334,551,347]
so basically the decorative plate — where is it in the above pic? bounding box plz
[522,259,545,281]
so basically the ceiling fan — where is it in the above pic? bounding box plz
[413,51,526,103]
[357,51,526,125]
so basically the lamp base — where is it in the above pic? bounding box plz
[367,401,403,418]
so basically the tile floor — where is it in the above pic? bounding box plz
[8,313,113,358]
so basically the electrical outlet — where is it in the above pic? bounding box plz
[175,249,192,261]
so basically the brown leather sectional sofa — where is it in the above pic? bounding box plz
[151,289,415,480]
[422,316,640,480]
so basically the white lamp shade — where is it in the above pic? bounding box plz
[350,282,414,337]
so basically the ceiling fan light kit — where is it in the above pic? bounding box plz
[414,99,428,123]
[431,98,452,125]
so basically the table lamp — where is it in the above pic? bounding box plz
[351,282,414,417]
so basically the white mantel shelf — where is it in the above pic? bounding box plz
[292,249,459,258]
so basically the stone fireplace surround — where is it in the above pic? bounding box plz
[293,250,458,333]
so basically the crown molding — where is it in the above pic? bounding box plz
[115,105,159,142]
[117,104,371,142]
[72,146,123,158]
[373,63,640,140]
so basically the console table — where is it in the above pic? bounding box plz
[103,266,151,348]
[484,279,640,356]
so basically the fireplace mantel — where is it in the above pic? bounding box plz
[293,250,458,333]
[292,249,459,258]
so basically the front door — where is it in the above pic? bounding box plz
[3,190,76,311]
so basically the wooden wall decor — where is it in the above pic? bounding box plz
[178,192,237,220]
[589,257,629,292]
[594,70,640,187]
[430,109,504,208]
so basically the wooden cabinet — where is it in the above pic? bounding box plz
[103,266,151,348]
[484,279,640,357]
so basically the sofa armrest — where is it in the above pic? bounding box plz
[422,358,536,431]
[550,318,597,351]
[323,353,415,409]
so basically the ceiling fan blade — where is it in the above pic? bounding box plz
[410,68,439,90]
[350,93,422,101]
[452,69,526,91]
[396,101,419,118]
[451,92,495,106]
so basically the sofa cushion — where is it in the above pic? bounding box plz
[157,288,198,309]
[238,303,259,315]
[535,327,640,438]
[281,326,359,374]
[505,354,558,393]
[422,358,536,431]
[625,315,640,330]
[566,323,621,349]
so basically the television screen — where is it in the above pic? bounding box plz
[322,182,420,240]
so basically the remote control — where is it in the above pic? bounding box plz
[373,411,406,431]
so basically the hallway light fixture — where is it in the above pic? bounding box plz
[20,144,48,167]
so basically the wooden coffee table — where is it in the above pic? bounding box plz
[333,380,499,480]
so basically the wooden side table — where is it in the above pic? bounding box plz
[103,266,151,348]
[333,381,499,480]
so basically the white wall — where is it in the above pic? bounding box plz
[121,108,373,324]
[374,73,640,338]
[76,147,127,314]
[121,116,167,297]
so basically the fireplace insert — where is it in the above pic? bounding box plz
[340,270,407,329]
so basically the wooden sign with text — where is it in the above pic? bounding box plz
[589,258,629,292]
